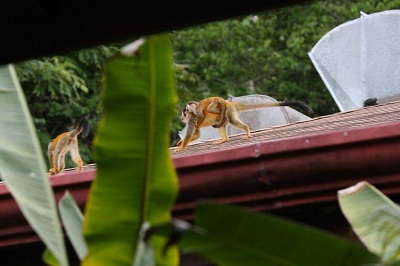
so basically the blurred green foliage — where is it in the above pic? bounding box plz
[15,0,400,166]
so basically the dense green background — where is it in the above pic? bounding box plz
[15,0,400,167]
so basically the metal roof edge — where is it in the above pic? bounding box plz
[172,121,400,169]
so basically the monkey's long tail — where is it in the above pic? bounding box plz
[70,119,90,139]
[282,101,313,115]
[234,101,313,115]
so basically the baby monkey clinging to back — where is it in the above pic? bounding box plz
[176,96,313,152]
[47,119,90,175]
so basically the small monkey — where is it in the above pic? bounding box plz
[176,96,313,152]
[47,119,90,175]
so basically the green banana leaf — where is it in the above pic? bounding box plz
[175,203,378,266]
[43,249,61,266]
[0,65,68,265]
[58,191,88,260]
[338,181,400,264]
[83,34,179,265]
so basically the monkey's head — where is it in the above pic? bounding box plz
[181,101,199,124]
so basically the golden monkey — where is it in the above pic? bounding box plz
[176,97,313,152]
[176,97,227,151]
[47,120,90,175]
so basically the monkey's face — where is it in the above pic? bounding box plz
[181,102,198,123]
[181,106,191,123]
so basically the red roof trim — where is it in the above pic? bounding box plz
[174,121,400,219]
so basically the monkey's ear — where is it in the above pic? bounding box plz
[186,103,198,114]
[186,101,199,109]
[186,100,199,105]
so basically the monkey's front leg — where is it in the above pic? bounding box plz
[176,117,200,152]
[176,128,201,152]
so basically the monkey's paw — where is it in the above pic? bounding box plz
[242,134,253,140]
[213,139,228,144]
[49,169,58,176]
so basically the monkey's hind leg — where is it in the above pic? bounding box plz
[228,111,252,140]
[48,151,66,175]
[69,138,84,172]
